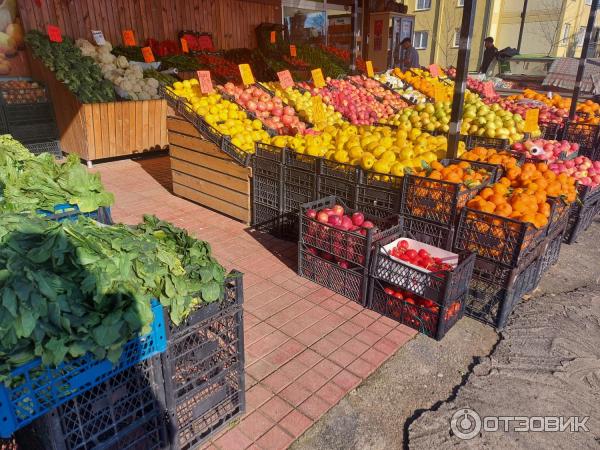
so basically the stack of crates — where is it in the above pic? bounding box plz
[0,79,61,158]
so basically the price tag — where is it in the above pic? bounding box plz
[365,60,374,78]
[91,30,106,46]
[180,38,189,53]
[270,31,276,43]
[434,85,448,102]
[239,64,255,85]
[483,81,496,98]
[290,45,297,57]
[122,29,136,46]
[197,71,213,94]
[429,64,440,77]
[47,25,62,43]
[311,68,326,88]
[524,108,539,132]
[141,46,155,63]
[312,96,326,123]
[277,70,294,89]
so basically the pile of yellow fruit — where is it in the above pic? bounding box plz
[393,68,453,100]
[168,79,271,153]
[270,124,464,176]
[263,82,346,129]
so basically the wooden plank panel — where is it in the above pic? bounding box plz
[170,144,249,180]
[142,100,150,151]
[107,101,116,157]
[129,98,137,151]
[100,103,109,159]
[82,104,96,158]
[173,183,250,223]
[167,132,238,163]
[160,99,168,146]
[172,170,248,207]
[115,102,123,156]
[166,116,202,138]
[122,101,130,153]
[91,103,102,160]
[135,101,143,152]
[170,157,249,194]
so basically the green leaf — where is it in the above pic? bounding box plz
[201,281,221,303]
[3,289,17,317]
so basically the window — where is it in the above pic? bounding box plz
[577,27,586,46]
[414,31,428,49]
[586,0,592,5]
[457,0,464,6]
[415,0,431,11]
[453,28,460,47]
[562,23,571,46]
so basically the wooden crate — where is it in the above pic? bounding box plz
[168,115,252,224]
[29,56,168,162]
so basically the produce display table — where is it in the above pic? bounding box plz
[167,114,252,223]
[29,57,168,163]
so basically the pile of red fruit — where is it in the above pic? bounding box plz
[492,98,568,125]
[349,75,408,110]
[388,239,455,272]
[380,284,461,333]
[304,204,376,268]
[197,54,241,83]
[512,139,579,161]
[548,156,600,188]
[220,83,308,135]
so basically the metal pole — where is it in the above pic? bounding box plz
[569,0,599,121]
[350,0,359,71]
[447,0,477,159]
[516,0,528,53]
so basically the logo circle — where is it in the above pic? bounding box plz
[451,408,481,440]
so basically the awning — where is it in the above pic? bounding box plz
[543,57,600,94]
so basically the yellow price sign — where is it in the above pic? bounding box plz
[238,64,255,85]
[434,85,448,102]
[312,96,326,123]
[311,68,326,88]
[365,60,374,77]
[524,108,539,132]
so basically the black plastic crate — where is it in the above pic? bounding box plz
[465,250,544,329]
[563,195,600,244]
[281,166,317,236]
[546,196,570,237]
[401,215,455,250]
[24,140,63,158]
[20,356,169,450]
[539,122,563,140]
[317,176,358,207]
[368,278,466,340]
[400,168,491,226]
[284,147,319,173]
[371,242,475,306]
[8,122,58,144]
[465,135,509,150]
[251,155,283,211]
[454,207,548,268]
[299,246,370,305]
[562,121,599,156]
[255,142,286,163]
[300,196,401,269]
[162,273,245,450]
[356,170,403,219]
[441,158,503,183]
[319,158,361,183]
[4,102,54,125]
[540,228,565,274]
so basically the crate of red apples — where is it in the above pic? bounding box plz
[299,196,401,305]
[369,236,475,339]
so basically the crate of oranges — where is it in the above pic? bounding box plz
[401,160,493,226]
[455,162,575,267]
[459,146,522,181]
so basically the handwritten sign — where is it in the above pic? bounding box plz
[429,64,440,77]
[47,25,62,43]
[311,68,326,88]
[270,31,276,43]
[141,46,155,63]
[312,96,326,123]
[180,38,189,53]
[365,60,374,78]
[277,70,294,89]
[483,81,496,98]
[239,64,255,85]
[122,29,136,46]
[290,45,297,57]
[91,30,106,46]
[197,71,213,94]
[524,108,540,132]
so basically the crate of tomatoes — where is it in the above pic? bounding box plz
[368,234,475,340]
[401,160,494,227]
[298,196,401,305]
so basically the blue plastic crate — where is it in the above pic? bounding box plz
[0,300,167,438]
[37,203,113,225]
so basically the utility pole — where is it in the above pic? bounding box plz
[447,0,477,158]
[568,0,599,120]
[517,0,528,53]
[350,0,359,71]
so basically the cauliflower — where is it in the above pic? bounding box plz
[119,80,134,92]
[138,92,151,101]
[145,78,159,89]
[131,82,142,93]
[115,56,129,69]
[142,83,157,96]
[99,53,116,65]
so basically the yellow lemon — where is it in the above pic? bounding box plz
[361,153,375,170]
[372,160,390,174]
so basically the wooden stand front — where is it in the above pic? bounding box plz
[167,115,252,223]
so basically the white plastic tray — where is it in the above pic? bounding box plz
[381,238,458,273]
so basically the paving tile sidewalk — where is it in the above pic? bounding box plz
[94,155,417,450]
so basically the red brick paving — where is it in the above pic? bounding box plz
[93,155,417,450]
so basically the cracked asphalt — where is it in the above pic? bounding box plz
[291,217,600,450]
